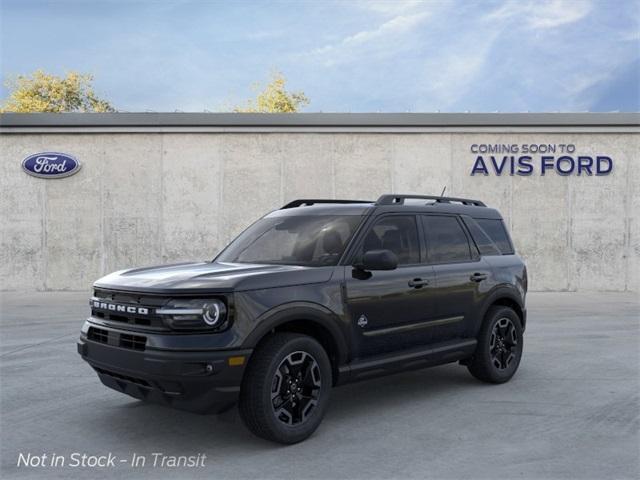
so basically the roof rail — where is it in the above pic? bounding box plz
[281,199,373,209]
[376,194,486,207]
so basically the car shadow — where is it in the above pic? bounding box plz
[79,364,479,455]
[328,363,477,420]
[83,363,480,451]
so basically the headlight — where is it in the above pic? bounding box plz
[156,299,228,330]
[203,302,223,326]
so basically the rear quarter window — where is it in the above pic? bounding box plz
[475,218,514,255]
[463,218,502,256]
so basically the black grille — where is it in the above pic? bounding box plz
[87,327,147,351]
[87,326,109,344]
[120,333,146,351]
[90,309,154,327]
[91,289,168,331]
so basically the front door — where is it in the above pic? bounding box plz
[343,215,437,358]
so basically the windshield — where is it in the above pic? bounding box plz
[217,215,363,267]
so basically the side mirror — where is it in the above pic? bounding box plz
[359,249,398,271]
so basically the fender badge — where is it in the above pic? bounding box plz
[357,314,368,328]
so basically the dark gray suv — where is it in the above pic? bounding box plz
[78,194,527,444]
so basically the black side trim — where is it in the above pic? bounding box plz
[363,316,463,337]
[337,338,477,384]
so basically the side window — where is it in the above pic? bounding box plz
[462,217,502,256]
[360,216,420,265]
[423,215,472,263]
[476,219,514,254]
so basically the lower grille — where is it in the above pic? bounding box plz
[94,367,150,387]
[120,333,146,351]
[87,326,108,344]
[87,327,147,351]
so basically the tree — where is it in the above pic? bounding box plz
[234,71,309,113]
[1,70,114,113]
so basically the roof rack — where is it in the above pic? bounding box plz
[281,199,373,209]
[376,194,486,207]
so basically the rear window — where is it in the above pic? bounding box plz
[423,215,472,263]
[475,218,514,255]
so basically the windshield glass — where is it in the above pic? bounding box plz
[217,215,363,267]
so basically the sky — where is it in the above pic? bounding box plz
[1,0,639,112]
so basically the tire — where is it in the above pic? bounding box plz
[239,333,332,444]
[467,306,523,384]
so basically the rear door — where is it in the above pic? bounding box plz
[343,214,437,357]
[422,214,492,340]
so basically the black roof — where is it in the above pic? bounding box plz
[271,195,503,220]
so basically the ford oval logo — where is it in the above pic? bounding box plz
[22,152,81,179]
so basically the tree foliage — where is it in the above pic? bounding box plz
[234,72,309,113]
[1,70,114,113]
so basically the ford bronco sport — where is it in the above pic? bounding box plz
[78,194,527,444]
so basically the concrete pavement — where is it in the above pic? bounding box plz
[1,291,638,479]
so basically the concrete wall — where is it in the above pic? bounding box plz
[1,131,638,291]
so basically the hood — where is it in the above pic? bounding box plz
[94,261,334,294]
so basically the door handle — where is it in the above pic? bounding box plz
[408,278,429,288]
[470,272,488,282]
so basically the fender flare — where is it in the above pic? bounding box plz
[477,285,525,331]
[241,302,349,366]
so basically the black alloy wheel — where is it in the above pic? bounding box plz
[467,306,523,383]
[239,333,332,444]
[490,317,518,370]
[271,351,322,426]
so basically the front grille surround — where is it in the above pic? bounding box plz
[90,289,169,331]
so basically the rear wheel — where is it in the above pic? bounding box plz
[239,333,332,444]
[467,306,523,383]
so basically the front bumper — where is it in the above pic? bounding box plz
[77,323,251,414]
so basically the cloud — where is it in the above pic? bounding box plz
[244,29,286,41]
[486,0,593,29]
[353,0,428,15]
[305,10,432,67]
[528,0,593,28]
[4,0,635,112]
[418,28,501,109]
[619,28,640,43]
[312,11,429,55]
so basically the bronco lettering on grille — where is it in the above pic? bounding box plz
[92,301,149,315]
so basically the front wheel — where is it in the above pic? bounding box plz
[239,333,332,444]
[467,306,523,383]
